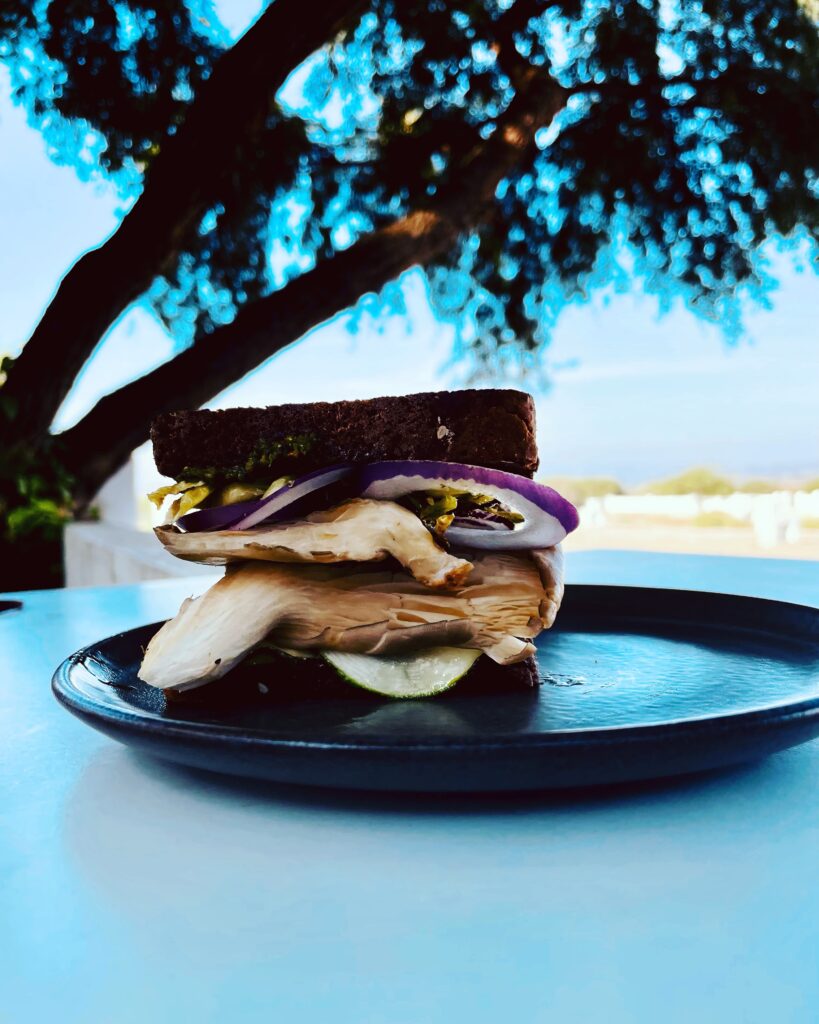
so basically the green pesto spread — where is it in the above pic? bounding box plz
[180,433,315,486]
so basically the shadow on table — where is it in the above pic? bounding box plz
[82,741,785,818]
[61,742,814,935]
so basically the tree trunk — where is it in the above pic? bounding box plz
[60,69,567,503]
[0,0,367,447]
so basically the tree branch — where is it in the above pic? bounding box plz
[60,69,567,501]
[1,0,367,445]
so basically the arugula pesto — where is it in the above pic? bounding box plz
[180,433,316,486]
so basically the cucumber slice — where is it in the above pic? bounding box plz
[323,647,482,699]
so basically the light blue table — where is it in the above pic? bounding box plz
[2,551,818,1023]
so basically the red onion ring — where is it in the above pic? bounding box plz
[176,497,264,534]
[227,464,355,531]
[359,460,578,549]
[174,459,577,552]
[176,465,354,533]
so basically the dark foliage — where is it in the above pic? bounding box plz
[0,1,817,588]
[3,0,816,357]
[1,0,220,173]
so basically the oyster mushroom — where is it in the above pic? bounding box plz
[139,548,565,692]
[155,498,472,589]
[530,545,565,628]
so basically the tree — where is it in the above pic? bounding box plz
[540,477,623,504]
[645,467,734,495]
[1,0,817,587]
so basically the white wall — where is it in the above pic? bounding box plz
[581,490,819,548]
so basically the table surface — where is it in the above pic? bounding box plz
[3,550,818,1024]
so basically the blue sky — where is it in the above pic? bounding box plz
[0,5,817,488]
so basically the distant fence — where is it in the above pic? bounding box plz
[581,490,819,547]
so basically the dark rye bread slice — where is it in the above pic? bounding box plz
[151,389,538,482]
[167,652,540,705]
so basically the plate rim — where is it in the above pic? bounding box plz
[51,583,819,752]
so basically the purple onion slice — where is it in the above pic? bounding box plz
[453,507,516,530]
[226,464,354,530]
[359,460,578,550]
[176,465,355,533]
[451,513,512,532]
[176,497,265,534]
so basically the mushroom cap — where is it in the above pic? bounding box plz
[156,498,473,589]
[139,547,564,692]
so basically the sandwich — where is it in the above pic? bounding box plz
[138,389,578,699]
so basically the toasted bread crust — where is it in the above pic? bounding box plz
[151,389,538,482]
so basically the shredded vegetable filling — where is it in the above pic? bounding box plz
[403,489,524,537]
[148,475,294,523]
[148,476,525,536]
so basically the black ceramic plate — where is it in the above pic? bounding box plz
[52,585,819,792]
